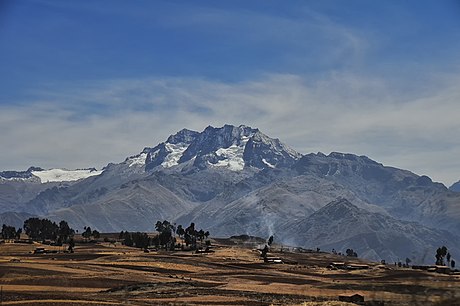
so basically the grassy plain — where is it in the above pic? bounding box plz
[0,238,459,305]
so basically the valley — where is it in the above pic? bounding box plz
[1,237,459,305]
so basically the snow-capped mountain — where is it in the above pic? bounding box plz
[0,166,103,213]
[134,124,301,172]
[0,166,102,183]
[31,168,102,183]
[2,124,460,264]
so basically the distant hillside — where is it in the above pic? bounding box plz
[279,198,460,263]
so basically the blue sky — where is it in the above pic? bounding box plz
[1,0,460,185]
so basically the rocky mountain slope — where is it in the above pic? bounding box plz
[293,153,460,234]
[1,124,460,263]
[279,198,460,263]
[450,180,460,192]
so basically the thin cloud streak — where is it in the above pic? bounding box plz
[0,72,459,186]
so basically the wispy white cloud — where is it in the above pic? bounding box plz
[1,72,460,185]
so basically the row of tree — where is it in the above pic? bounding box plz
[1,224,22,240]
[3,218,210,252]
[1,219,104,251]
[119,231,151,249]
[23,218,74,244]
[159,220,210,250]
[119,220,211,251]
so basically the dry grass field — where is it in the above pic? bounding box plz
[0,238,459,305]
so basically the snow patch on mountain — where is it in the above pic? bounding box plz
[127,153,147,167]
[161,143,190,168]
[262,158,275,168]
[213,136,250,171]
[31,168,102,183]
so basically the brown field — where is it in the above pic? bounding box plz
[1,238,459,305]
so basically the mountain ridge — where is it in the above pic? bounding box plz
[1,124,459,264]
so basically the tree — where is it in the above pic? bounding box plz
[15,228,22,240]
[1,224,17,240]
[268,235,274,246]
[155,220,175,250]
[58,220,74,244]
[447,252,451,264]
[442,246,448,255]
[82,227,92,240]
[185,222,197,249]
[451,260,456,269]
[176,225,185,238]
[23,218,59,241]
[123,232,133,247]
[159,228,173,249]
[346,248,358,257]
[198,229,205,242]
[23,218,42,240]
[92,230,100,239]
[41,219,58,241]
[436,246,448,265]
[261,245,269,259]
[155,221,166,233]
[68,237,75,252]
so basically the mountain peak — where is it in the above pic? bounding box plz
[141,124,301,172]
[166,128,200,144]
